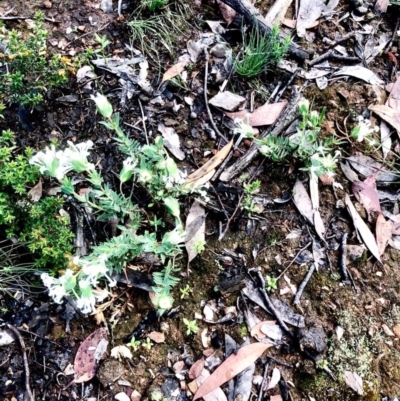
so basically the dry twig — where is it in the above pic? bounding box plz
[7,324,34,401]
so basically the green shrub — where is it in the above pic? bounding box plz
[0,12,76,106]
[0,129,73,268]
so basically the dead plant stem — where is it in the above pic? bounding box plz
[7,324,34,401]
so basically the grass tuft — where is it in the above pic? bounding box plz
[235,24,290,78]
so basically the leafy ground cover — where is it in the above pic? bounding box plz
[1,0,400,400]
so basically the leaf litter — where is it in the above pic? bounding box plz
[4,0,400,400]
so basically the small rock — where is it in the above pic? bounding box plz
[44,0,52,8]
[391,324,400,338]
[115,392,130,401]
[210,43,230,58]
[356,6,368,14]
[382,324,395,336]
[78,25,86,32]
[130,391,141,401]
[190,112,197,119]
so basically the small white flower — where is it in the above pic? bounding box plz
[352,116,378,144]
[110,345,133,360]
[64,140,94,172]
[91,93,113,119]
[233,117,253,138]
[30,145,71,180]
[137,169,153,183]
[41,269,76,304]
[156,294,174,310]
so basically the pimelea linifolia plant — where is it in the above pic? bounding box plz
[31,94,205,314]
[255,98,342,180]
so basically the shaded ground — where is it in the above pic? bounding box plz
[1,0,400,401]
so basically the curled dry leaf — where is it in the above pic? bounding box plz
[185,201,206,264]
[292,179,314,225]
[28,179,43,202]
[193,343,272,400]
[352,173,381,221]
[346,154,397,183]
[157,123,185,160]
[250,321,276,340]
[73,327,108,384]
[344,194,381,263]
[334,66,385,87]
[189,358,205,379]
[369,104,400,132]
[186,140,233,183]
[376,214,393,256]
[161,61,189,83]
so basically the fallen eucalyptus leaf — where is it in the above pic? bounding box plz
[193,343,272,400]
[344,194,381,262]
[186,140,233,183]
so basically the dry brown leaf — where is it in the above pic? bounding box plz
[388,75,400,111]
[185,201,206,264]
[186,140,233,183]
[193,343,272,400]
[352,173,381,221]
[376,214,393,256]
[264,0,293,26]
[147,332,165,343]
[209,91,246,112]
[297,0,325,37]
[375,0,389,14]
[292,180,314,225]
[344,194,381,263]
[73,328,108,384]
[343,371,363,395]
[161,61,189,83]
[189,169,216,188]
[216,0,236,25]
[196,369,227,401]
[369,104,400,132]
[189,358,205,379]
[224,101,287,126]
[28,179,43,202]
[250,321,276,339]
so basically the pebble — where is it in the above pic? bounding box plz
[356,6,368,14]
[44,0,52,8]
[115,393,130,401]
[190,111,197,119]
[210,43,230,58]
[393,324,400,338]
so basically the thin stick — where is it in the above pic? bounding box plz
[257,361,269,401]
[7,324,34,401]
[293,264,316,305]
[274,68,300,102]
[204,49,229,143]
[386,16,400,53]
[277,241,312,279]
[340,233,349,281]
[323,31,356,49]
[255,270,291,334]
[138,99,149,145]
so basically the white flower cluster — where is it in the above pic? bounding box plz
[30,140,95,181]
[351,116,378,145]
[40,253,115,314]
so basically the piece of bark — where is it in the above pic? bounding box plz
[217,0,308,60]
